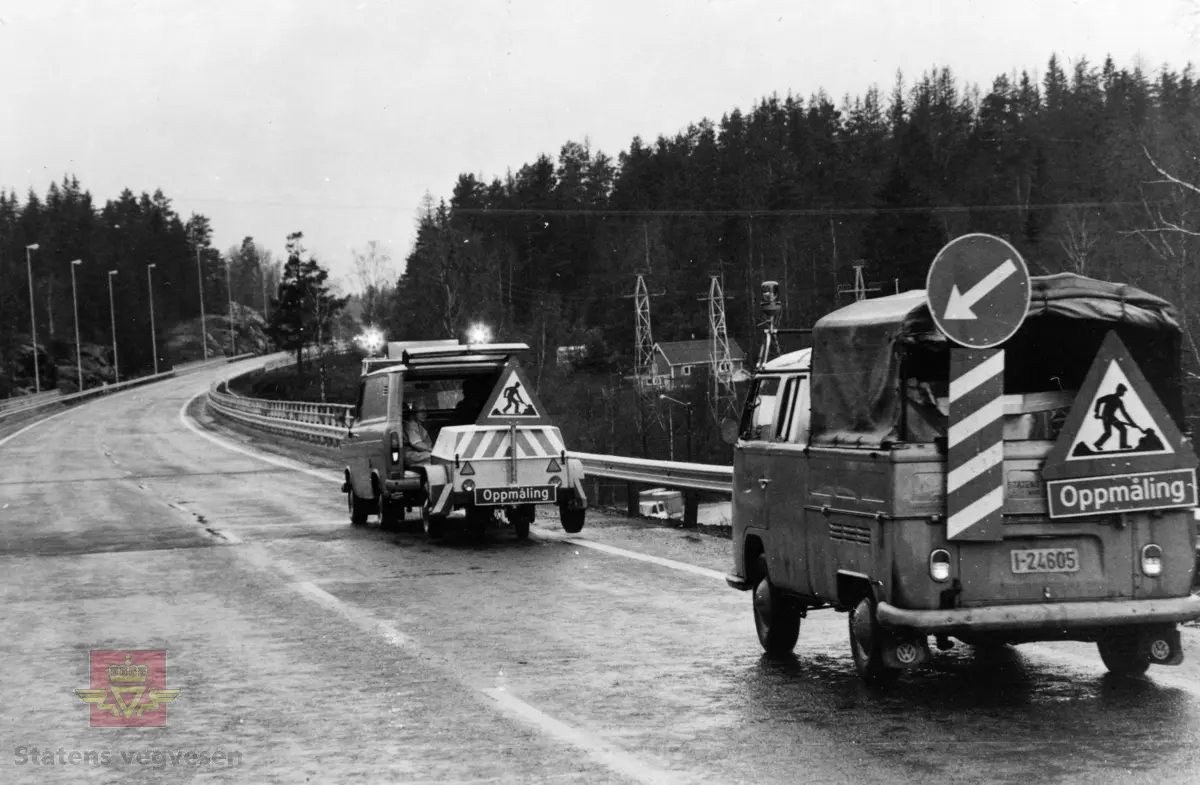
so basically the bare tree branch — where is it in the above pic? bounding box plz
[1142,144,1200,197]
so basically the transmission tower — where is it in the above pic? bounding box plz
[700,275,736,419]
[625,275,655,391]
[836,261,884,302]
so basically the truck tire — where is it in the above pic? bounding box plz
[752,554,801,656]
[422,507,446,540]
[347,487,369,526]
[559,503,585,534]
[1097,635,1150,676]
[849,597,898,685]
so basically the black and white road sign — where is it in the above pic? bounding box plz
[926,234,1032,348]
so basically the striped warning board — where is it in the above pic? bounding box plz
[947,348,1005,540]
[454,427,565,460]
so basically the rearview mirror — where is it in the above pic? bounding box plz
[720,418,739,445]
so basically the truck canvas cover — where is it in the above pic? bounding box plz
[809,273,1183,448]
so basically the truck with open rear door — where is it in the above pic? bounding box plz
[340,341,587,540]
[725,272,1199,682]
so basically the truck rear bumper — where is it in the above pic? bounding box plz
[877,594,1200,635]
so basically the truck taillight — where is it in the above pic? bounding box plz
[389,432,401,464]
[929,549,951,582]
[1141,544,1163,577]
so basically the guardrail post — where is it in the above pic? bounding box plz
[683,490,699,528]
[625,482,638,518]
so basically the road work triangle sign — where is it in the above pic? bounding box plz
[1043,332,1196,481]
[477,364,551,425]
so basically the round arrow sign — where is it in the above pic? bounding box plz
[926,233,1031,348]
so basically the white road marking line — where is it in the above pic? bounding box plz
[0,407,77,450]
[178,393,342,485]
[290,579,683,785]
[483,688,690,785]
[559,537,727,582]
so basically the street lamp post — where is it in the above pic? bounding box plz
[25,243,40,393]
[71,260,83,391]
[660,394,697,527]
[146,263,158,375]
[226,259,236,355]
[194,230,208,361]
[108,270,120,384]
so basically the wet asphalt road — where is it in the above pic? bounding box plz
[2,360,1200,784]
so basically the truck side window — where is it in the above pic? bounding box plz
[740,377,781,441]
[360,376,388,421]
[354,382,366,420]
[774,377,796,441]
[787,376,811,444]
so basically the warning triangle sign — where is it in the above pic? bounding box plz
[476,362,552,425]
[1043,332,1197,481]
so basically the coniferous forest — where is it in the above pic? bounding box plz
[391,55,1200,459]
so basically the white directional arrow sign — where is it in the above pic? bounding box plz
[942,259,1017,320]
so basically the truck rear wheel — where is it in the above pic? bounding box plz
[378,491,403,531]
[752,555,801,656]
[849,597,898,684]
[1097,635,1150,676]
[347,487,369,526]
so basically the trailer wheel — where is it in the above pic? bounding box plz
[422,505,446,540]
[849,597,898,684]
[559,503,585,534]
[347,486,369,526]
[1097,635,1150,676]
[508,505,534,540]
[752,555,801,656]
[378,491,403,531]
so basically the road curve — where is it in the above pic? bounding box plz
[2,360,1200,784]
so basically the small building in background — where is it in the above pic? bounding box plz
[647,339,746,389]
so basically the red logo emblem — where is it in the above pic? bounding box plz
[75,650,180,727]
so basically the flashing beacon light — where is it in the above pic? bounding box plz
[467,323,492,345]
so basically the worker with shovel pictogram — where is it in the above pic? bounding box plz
[1093,383,1140,451]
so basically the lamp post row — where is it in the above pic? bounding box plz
[16,237,229,391]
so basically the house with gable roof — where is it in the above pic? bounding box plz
[647,338,747,389]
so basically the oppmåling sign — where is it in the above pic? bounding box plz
[1046,468,1198,519]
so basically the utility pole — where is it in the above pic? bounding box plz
[71,259,83,391]
[146,263,159,375]
[226,258,236,356]
[108,270,120,384]
[837,261,883,302]
[25,244,40,393]
[194,228,208,361]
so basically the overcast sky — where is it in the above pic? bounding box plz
[3,0,1197,290]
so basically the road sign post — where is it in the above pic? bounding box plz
[927,234,1032,541]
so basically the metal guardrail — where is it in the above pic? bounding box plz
[205,354,352,446]
[573,452,733,494]
[0,353,255,422]
[0,388,62,413]
[205,359,735,492]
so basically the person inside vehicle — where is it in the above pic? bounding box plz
[403,400,433,467]
[905,376,948,442]
[454,376,491,424]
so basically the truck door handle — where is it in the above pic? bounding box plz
[758,477,771,489]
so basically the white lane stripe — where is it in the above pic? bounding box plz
[556,536,727,582]
[0,407,77,450]
[947,396,1005,448]
[947,486,1004,538]
[947,442,1004,493]
[483,688,688,785]
[290,579,682,784]
[948,349,1005,401]
[178,393,342,485]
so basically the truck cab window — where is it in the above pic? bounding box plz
[360,376,389,421]
[784,375,811,444]
[740,376,781,441]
